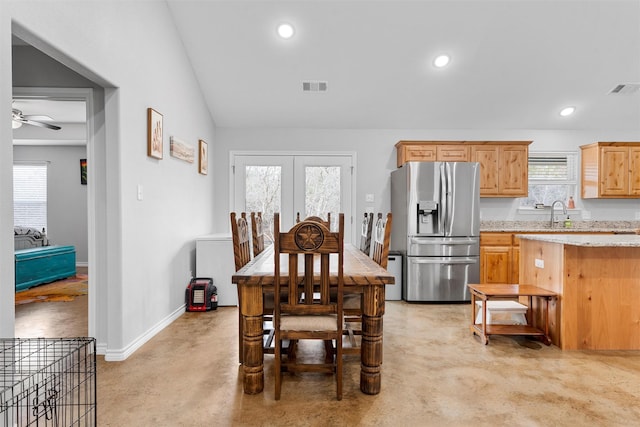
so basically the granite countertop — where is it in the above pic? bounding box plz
[517,233,640,247]
[481,220,640,233]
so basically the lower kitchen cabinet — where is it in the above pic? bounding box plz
[479,233,513,284]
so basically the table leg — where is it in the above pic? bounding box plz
[360,284,384,395]
[241,282,264,394]
[481,297,488,345]
[470,292,476,334]
[237,289,243,364]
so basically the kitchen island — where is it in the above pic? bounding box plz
[519,234,640,350]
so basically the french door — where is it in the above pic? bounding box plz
[231,153,354,242]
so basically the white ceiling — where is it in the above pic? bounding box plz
[166,0,640,130]
[12,99,86,124]
[11,1,640,132]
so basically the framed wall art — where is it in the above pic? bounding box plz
[170,136,195,163]
[80,159,87,185]
[147,108,163,159]
[199,140,208,175]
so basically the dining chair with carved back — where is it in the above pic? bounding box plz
[250,212,265,257]
[372,213,393,269]
[296,212,332,230]
[230,212,252,364]
[250,211,280,354]
[341,212,375,355]
[359,212,374,256]
[273,212,345,400]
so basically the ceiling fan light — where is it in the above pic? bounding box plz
[12,120,22,129]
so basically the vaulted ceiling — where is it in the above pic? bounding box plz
[166,0,640,130]
[12,1,640,134]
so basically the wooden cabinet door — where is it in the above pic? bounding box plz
[600,146,629,196]
[436,145,469,162]
[480,246,512,284]
[498,145,528,197]
[630,147,640,195]
[402,145,436,164]
[471,146,499,195]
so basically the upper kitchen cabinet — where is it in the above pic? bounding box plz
[396,141,469,166]
[581,142,640,198]
[395,141,531,197]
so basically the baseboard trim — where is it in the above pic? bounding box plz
[76,262,88,268]
[103,304,186,361]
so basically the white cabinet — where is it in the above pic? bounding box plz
[195,234,237,306]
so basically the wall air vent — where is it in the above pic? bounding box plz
[302,81,328,92]
[608,83,640,95]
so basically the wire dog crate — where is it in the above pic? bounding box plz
[0,338,96,426]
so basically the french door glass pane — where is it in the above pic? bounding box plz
[245,165,281,240]
[304,166,340,228]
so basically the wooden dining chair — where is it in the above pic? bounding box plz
[231,211,280,364]
[231,212,252,363]
[372,213,393,269]
[231,212,251,271]
[296,212,331,230]
[250,212,265,257]
[273,212,345,400]
[342,212,374,356]
[359,212,374,256]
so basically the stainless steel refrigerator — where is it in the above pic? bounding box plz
[390,161,480,302]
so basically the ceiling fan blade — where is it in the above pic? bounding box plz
[22,119,62,131]
[23,115,54,121]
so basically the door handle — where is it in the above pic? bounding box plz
[410,258,478,265]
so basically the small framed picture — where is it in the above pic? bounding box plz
[147,108,163,159]
[199,140,208,175]
[80,159,87,185]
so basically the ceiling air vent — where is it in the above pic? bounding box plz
[608,83,640,95]
[302,81,328,92]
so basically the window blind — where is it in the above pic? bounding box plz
[13,163,48,231]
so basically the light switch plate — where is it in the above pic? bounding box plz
[535,258,544,269]
[137,184,144,201]
[365,194,374,203]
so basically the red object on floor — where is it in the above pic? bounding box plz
[185,278,217,312]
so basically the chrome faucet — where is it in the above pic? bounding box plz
[550,200,567,227]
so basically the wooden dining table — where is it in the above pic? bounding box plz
[232,243,395,395]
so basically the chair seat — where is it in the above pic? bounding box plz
[281,315,338,331]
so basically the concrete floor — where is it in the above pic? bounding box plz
[14,297,640,426]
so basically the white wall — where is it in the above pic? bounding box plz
[1,1,216,359]
[213,127,640,233]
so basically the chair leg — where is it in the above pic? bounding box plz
[275,337,282,400]
[336,338,343,401]
[238,293,243,364]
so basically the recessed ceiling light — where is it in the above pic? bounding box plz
[277,23,295,39]
[560,106,576,117]
[433,54,451,68]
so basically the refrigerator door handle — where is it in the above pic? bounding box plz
[440,163,448,234]
[410,258,478,265]
[409,237,478,245]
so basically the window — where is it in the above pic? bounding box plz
[519,152,577,208]
[232,153,354,241]
[13,163,48,231]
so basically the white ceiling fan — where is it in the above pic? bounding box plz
[12,104,61,130]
